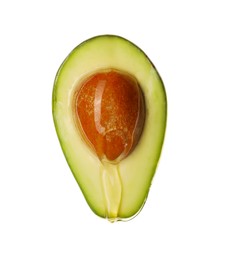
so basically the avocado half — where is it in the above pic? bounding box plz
[52,35,167,222]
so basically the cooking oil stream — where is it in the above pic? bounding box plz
[100,160,122,222]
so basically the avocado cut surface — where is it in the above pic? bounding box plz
[52,35,167,221]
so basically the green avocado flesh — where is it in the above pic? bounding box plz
[52,35,167,222]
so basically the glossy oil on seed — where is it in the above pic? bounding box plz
[75,69,145,162]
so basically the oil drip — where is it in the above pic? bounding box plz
[100,160,122,222]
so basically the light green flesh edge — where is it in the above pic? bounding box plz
[52,35,167,221]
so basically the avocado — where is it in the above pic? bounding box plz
[52,35,167,222]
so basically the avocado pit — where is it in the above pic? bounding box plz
[75,69,145,162]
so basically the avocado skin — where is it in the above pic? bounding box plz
[52,35,167,221]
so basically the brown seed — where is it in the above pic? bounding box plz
[75,69,145,162]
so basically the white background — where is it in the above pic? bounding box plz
[0,0,229,259]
